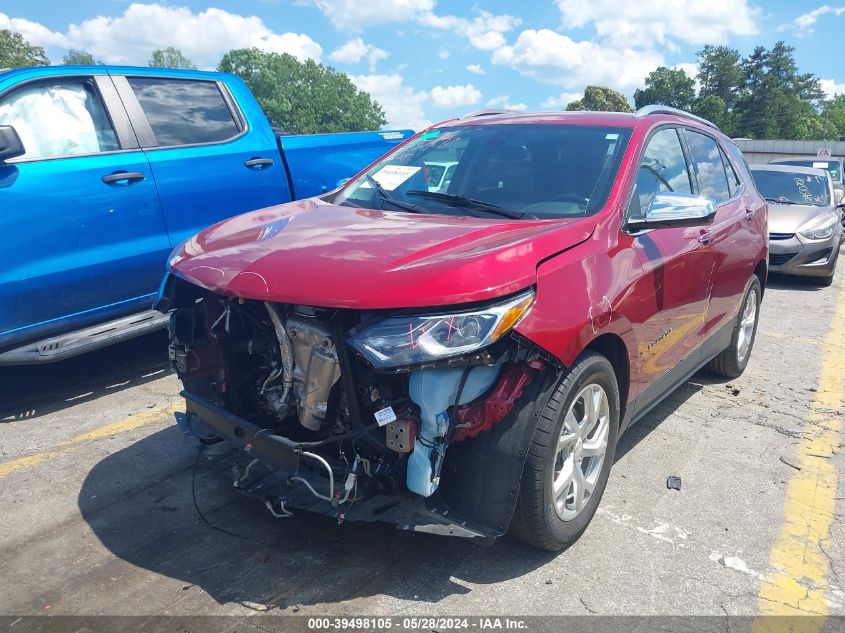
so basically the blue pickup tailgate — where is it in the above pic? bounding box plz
[278,130,413,199]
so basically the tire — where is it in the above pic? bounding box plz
[707,276,762,378]
[509,351,620,551]
[819,251,837,287]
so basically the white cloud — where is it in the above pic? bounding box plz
[465,63,485,75]
[351,73,431,131]
[0,13,68,48]
[820,78,845,98]
[540,91,583,109]
[2,4,322,68]
[429,83,482,109]
[556,0,758,47]
[305,0,434,30]
[486,95,528,112]
[418,10,521,51]
[492,29,663,91]
[438,50,451,60]
[306,1,518,51]
[329,37,388,71]
[781,5,845,35]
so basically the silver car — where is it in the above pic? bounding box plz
[750,165,844,285]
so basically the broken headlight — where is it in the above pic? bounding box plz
[349,290,534,369]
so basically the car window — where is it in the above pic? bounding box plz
[631,128,692,215]
[773,159,841,183]
[685,130,732,203]
[0,80,119,160]
[720,147,741,197]
[751,169,830,207]
[127,77,240,147]
[332,124,633,219]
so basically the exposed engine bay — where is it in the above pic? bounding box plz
[161,277,554,538]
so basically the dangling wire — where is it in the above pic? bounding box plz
[191,445,247,539]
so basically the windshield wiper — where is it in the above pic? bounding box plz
[405,190,530,219]
[764,197,795,205]
[365,174,426,214]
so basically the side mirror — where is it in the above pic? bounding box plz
[834,186,845,205]
[627,192,717,231]
[0,125,25,162]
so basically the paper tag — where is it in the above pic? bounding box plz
[374,406,397,426]
[372,165,421,190]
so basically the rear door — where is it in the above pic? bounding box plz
[682,129,759,336]
[626,127,717,397]
[112,72,290,247]
[0,72,169,347]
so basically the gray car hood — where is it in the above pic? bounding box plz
[768,203,837,234]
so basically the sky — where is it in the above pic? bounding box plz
[2,1,845,131]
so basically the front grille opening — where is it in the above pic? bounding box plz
[769,252,798,266]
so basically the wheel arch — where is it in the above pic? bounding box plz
[584,333,630,424]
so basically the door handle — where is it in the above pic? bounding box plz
[102,171,145,185]
[745,208,755,222]
[698,229,714,245]
[244,157,274,169]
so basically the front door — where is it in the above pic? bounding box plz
[0,73,170,348]
[626,127,716,400]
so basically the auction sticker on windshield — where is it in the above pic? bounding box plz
[372,165,421,190]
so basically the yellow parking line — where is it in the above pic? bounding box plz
[754,278,845,631]
[0,401,181,480]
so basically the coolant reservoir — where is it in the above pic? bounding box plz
[407,363,502,496]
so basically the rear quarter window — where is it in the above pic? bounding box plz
[127,77,240,147]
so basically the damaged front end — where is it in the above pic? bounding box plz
[159,275,558,539]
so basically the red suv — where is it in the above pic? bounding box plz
[157,106,767,550]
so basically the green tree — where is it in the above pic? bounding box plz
[634,66,696,110]
[218,48,386,133]
[149,47,196,70]
[733,42,824,139]
[820,95,845,140]
[62,49,100,65]
[696,45,743,112]
[691,94,732,132]
[565,85,633,112]
[0,29,49,68]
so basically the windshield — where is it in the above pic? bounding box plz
[773,159,841,183]
[332,124,633,219]
[752,170,830,207]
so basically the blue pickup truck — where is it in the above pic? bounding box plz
[0,65,411,364]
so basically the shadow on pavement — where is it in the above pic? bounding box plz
[765,272,830,292]
[0,330,171,422]
[78,424,558,611]
[76,367,726,611]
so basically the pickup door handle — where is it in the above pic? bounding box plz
[698,229,714,245]
[102,171,145,185]
[244,157,274,169]
[745,208,755,222]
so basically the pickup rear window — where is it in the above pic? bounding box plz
[127,77,240,147]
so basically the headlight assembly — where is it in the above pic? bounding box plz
[349,290,535,369]
[799,215,837,240]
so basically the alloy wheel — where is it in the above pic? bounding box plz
[736,289,758,364]
[552,383,611,521]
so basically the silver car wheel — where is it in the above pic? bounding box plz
[552,383,611,521]
[736,288,758,364]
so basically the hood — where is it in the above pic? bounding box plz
[169,198,594,309]
[768,203,836,234]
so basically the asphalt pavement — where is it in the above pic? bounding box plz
[1,267,843,621]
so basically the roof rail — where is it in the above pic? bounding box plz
[459,108,513,120]
[635,105,720,131]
